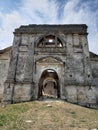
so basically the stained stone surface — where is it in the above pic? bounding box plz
[0,47,11,102]
[0,24,98,108]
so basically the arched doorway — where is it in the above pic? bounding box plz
[38,69,60,99]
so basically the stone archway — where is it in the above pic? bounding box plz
[38,69,60,99]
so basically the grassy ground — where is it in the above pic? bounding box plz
[0,100,98,130]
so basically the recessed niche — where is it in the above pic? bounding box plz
[69,75,72,77]
[88,74,90,78]
[86,56,89,59]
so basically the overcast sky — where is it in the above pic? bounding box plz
[0,0,98,54]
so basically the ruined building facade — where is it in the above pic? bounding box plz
[0,25,98,107]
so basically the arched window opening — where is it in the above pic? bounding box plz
[38,38,44,47]
[37,35,63,48]
[57,38,63,47]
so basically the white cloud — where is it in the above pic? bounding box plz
[0,11,26,49]
[21,0,58,24]
[61,0,98,54]
[0,0,98,54]
[0,0,58,49]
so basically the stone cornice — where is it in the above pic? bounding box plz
[14,24,88,35]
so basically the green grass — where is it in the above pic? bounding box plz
[0,101,98,130]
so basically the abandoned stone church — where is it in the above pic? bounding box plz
[0,24,98,108]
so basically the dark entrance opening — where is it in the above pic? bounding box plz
[38,69,60,99]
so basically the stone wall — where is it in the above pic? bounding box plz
[1,46,97,104]
[1,24,98,108]
[90,52,98,103]
[0,47,11,101]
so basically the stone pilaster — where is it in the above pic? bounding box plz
[81,35,92,85]
[6,35,21,82]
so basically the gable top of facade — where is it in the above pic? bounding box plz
[14,24,88,35]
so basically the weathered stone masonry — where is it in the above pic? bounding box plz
[0,47,11,102]
[1,24,98,108]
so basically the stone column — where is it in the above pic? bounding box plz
[73,34,84,85]
[81,35,92,84]
[65,34,76,84]
[30,35,38,99]
[23,35,35,82]
[6,34,21,82]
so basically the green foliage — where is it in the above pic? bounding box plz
[0,114,6,126]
